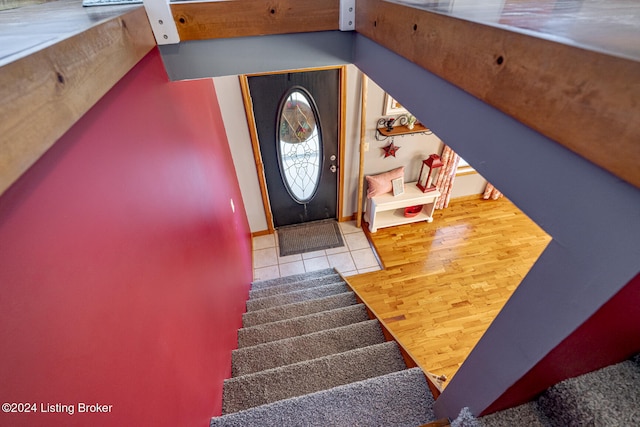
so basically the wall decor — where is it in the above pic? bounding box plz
[382,141,400,158]
[383,93,408,115]
[375,114,432,141]
[392,177,404,196]
[417,154,444,192]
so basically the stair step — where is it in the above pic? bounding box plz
[478,402,550,426]
[249,274,344,300]
[238,304,370,348]
[242,292,358,328]
[250,268,337,291]
[212,368,435,426]
[232,319,386,377]
[222,341,407,414]
[537,359,640,426]
[246,282,350,312]
[465,355,640,427]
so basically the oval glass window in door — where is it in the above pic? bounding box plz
[276,88,323,203]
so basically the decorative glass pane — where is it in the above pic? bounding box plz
[277,88,322,203]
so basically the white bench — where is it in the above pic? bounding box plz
[364,182,440,233]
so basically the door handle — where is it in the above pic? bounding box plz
[330,165,337,173]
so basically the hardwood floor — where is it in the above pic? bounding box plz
[347,195,551,387]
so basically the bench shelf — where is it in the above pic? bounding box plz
[364,182,440,232]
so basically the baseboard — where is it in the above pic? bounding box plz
[450,193,484,203]
[251,229,273,238]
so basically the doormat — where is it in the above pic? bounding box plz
[278,220,345,257]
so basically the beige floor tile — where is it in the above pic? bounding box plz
[279,261,306,277]
[253,265,280,281]
[325,244,349,255]
[253,234,276,250]
[303,256,330,272]
[338,220,362,235]
[344,232,371,251]
[351,248,380,270]
[253,247,278,268]
[302,250,327,260]
[327,252,357,273]
[277,252,303,264]
[340,270,359,277]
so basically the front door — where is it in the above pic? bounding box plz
[248,69,339,228]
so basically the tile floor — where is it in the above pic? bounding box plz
[252,220,382,281]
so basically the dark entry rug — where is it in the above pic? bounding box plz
[278,220,344,257]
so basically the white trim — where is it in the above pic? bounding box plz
[143,0,180,45]
[340,0,356,31]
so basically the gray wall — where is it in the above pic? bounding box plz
[159,31,354,79]
[353,34,640,418]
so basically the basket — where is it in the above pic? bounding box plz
[404,205,423,218]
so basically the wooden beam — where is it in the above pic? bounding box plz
[356,74,367,228]
[356,0,640,189]
[337,66,347,224]
[0,6,155,196]
[238,75,275,234]
[171,0,340,41]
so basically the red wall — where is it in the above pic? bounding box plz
[0,49,252,426]
[483,272,640,415]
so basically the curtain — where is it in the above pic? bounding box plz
[434,145,460,209]
[483,182,503,200]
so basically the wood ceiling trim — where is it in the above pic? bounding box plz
[2,0,638,197]
[171,0,341,41]
[356,0,640,189]
[0,6,155,196]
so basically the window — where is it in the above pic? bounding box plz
[456,156,476,176]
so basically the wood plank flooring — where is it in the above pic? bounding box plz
[347,195,550,387]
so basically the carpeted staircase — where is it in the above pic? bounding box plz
[452,353,640,426]
[211,268,438,427]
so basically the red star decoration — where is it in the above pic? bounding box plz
[382,142,400,158]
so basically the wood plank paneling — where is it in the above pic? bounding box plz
[171,0,340,41]
[0,5,155,196]
[356,0,640,189]
[347,195,551,386]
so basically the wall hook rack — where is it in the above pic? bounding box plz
[375,114,433,141]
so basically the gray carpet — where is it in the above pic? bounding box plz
[475,402,550,427]
[211,368,435,427]
[250,268,337,291]
[277,220,344,257]
[242,292,358,328]
[238,304,370,348]
[232,319,386,376]
[538,359,640,426]
[214,269,437,426]
[453,355,640,427]
[246,282,350,311]
[249,274,344,299]
[222,341,407,414]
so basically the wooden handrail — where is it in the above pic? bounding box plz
[0,1,154,195]
[1,0,638,196]
[171,0,340,41]
[355,0,640,190]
